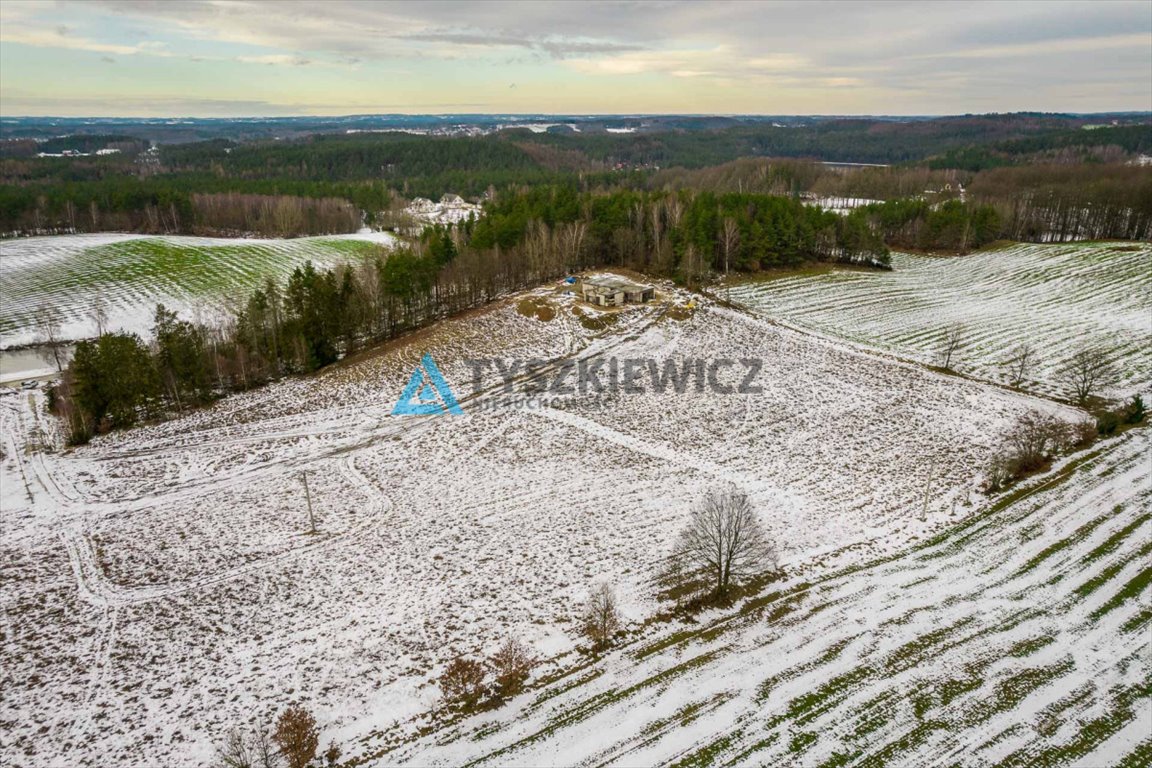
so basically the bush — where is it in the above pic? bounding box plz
[983,453,1014,493]
[215,727,279,768]
[273,704,319,768]
[1072,418,1098,448]
[440,655,487,709]
[489,638,536,700]
[581,583,622,651]
[1003,410,1070,473]
[986,410,1077,492]
[1125,394,1146,424]
[1096,410,1121,436]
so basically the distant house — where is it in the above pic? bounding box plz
[580,275,655,307]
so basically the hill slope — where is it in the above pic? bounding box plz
[368,428,1151,767]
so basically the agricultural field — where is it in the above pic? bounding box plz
[0,232,397,348]
[376,427,1152,767]
[0,280,1086,767]
[728,242,1152,401]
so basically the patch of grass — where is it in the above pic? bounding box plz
[1119,608,1152,634]
[855,720,951,768]
[572,305,619,331]
[1072,540,1152,601]
[1079,512,1150,567]
[1011,504,1124,577]
[663,303,696,321]
[724,734,779,764]
[884,617,977,674]
[789,730,818,755]
[633,628,700,661]
[1007,635,1056,658]
[994,681,1149,768]
[668,729,742,768]
[1089,565,1152,621]
[788,666,874,726]
[516,296,556,322]
[959,657,1077,728]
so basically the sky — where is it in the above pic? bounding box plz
[1,0,1149,117]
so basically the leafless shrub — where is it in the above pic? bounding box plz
[1072,418,1098,448]
[215,727,277,768]
[273,704,319,768]
[489,637,536,699]
[1061,347,1118,405]
[985,411,1080,493]
[983,453,1014,493]
[665,487,780,604]
[440,655,487,709]
[1004,410,1072,473]
[581,582,622,651]
[322,740,342,767]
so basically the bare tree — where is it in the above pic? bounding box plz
[489,637,536,699]
[580,582,622,651]
[88,295,109,336]
[720,216,740,277]
[668,488,780,603]
[216,728,255,768]
[215,728,277,768]
[33,302,66,372]
[936,324,964,371]
[1061,347,1118,405]
[273,704,319,768]
[1006,343,1035,388]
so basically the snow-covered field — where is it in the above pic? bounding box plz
[379,427,1152,767]
[0,232,398,348]
[0,278,1084,767]
[728,242,1152,401]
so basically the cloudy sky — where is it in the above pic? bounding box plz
[1,0,1149,116]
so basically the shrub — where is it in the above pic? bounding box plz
[215,727,277,768]
[1096,410,1121,436]
[273,704,320,768]
[983,453,1014,493]
[489,638,536,700]
[581,582,622,651]
[1004,410,1070,473]
[1125,394,1146,424]
[1072,418,1098,448]
[440,655,487,709]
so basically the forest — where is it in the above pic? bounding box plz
[1,116,1148,238]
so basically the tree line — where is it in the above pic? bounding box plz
[50,188,894,441]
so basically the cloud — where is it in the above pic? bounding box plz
[235,54,313,66]
[1,0,1148,115]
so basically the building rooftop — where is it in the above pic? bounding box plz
[582,275,650,292]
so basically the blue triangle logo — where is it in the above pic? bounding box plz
[391,353,464,416]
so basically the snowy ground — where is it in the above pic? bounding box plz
[377,428,1151,767]
[728,242,1152,401]
[0,232,398,348]
[0,278,1084,767]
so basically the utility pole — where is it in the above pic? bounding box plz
[302,471,316,534]
[920,466,936,523]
